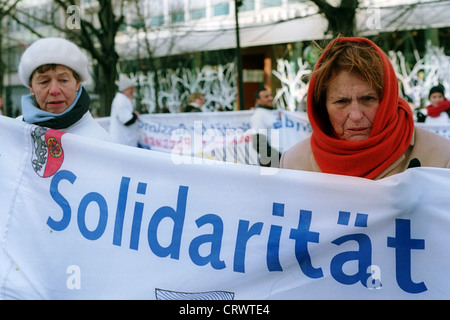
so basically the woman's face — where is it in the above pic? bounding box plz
[325,70,380,142]
[429,92,445,107]
[30,65,80,114]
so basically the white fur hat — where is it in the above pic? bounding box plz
[116,74,137,92]
[18,37,90,87]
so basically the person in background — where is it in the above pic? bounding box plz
[109,74,140,147]
[17,37,111,141]
[281,36,450,179]
[0,97,4,116]
[184,92,205,112]
[417,84,450,124]
[250,88,281,167]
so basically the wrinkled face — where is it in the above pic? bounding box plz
[429,92,445,107]
[30,65,80,114]
[326,70,380,142]
[256,90,273,107]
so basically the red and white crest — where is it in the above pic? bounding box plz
[31,127,65,178]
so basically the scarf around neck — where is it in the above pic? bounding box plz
[308,37,414,179]
[21,87,90,130]
[427,99,450,117]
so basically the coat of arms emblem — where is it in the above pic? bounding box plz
[31,126,65,178]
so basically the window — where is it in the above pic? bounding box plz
[213,3,229,16]
[262,0,282,8]
[150,15,164,26]
[148,0,165,26]
[191,8,206,20]
[190,0,206,20]
[170,11,184,23]
[240,0,255,12]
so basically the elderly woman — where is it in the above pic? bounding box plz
[281,37,450,179]
[17,37,110,141]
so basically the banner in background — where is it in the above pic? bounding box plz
[416,122,450,139]
[1,115,450,300]
[138,111,254,153]
[99,111,450,164]
[137,110,311,164]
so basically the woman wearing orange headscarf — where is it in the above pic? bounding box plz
[281,37,450,179]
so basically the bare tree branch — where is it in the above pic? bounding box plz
[0,0,21,19]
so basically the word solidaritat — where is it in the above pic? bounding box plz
[47,170,426,295]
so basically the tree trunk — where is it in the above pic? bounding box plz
[95,0,121,116]
[326,6,357,37]
[97,61,117,117]
[311,0,359,37]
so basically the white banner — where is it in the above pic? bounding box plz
[1,115,450,300]
[137,110,311,164]
[415,122,450,139]
[137,111,255,153]
[99,111,450,163]
[278,110,312,151]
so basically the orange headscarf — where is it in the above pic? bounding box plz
[308,37,414,179]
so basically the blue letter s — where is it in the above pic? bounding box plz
[47,170,77,231]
